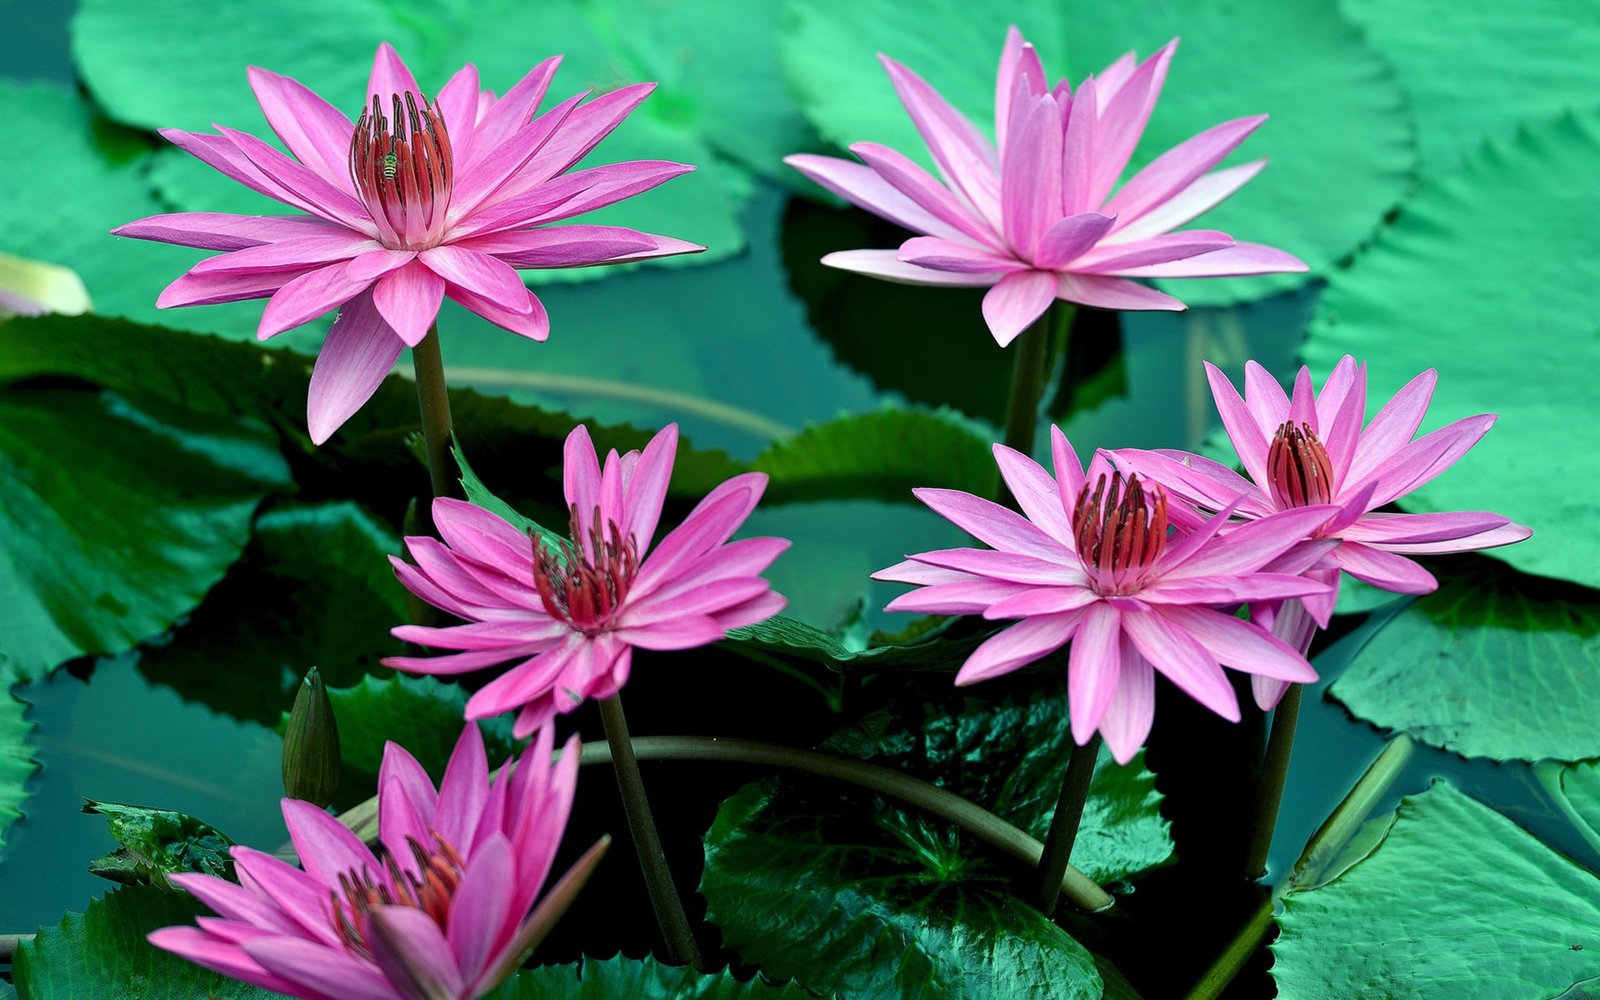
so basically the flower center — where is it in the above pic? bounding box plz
[349,92,454,250]
[1266,420,1335,508]
[532,505,640,633]
[1072,472,1168,595]
[331,833,465,960]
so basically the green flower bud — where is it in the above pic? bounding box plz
[282,666,340,807]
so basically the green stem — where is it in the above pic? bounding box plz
[1243,685,1303,879]
[1001,308,1056,459]
[598,695,705,971]
[1034,733,1102,913]
[410,323,456,502]
[333,736,1114,911]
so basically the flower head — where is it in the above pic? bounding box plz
[151,724,597,1000]
[785,27,1306,347]
[385,423,788,735]
[113,43,703,443]
[875,427,1336,762]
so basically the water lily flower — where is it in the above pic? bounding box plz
[112,43,703,443]
[1113,356,1531,708]
[875,427,1336,762]
[384,422,788,736]
[150,724,601,1000]
[785,27,1306,347]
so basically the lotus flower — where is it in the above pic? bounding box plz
[150,724,601,1000]
[1114,356,1532,708]
[875,427,1336,762]
[385,422,788,735]
[112,43,702,443]
[785,27,1306,347]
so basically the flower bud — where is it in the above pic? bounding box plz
[282,666,340,807]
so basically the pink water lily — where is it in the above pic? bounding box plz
[785,27,1305,347]
[875,427,1336,762]
[150,724,601,1000]
[385,422,788,736]
[113,43,702,443]
[1114,356,1531,708]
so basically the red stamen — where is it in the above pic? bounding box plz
[1267,421,1335,507]
[531,506,640,633]
[1073,472,1168,594]
[349,90,454,250]
[331,832,466,960]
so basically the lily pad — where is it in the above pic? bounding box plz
[1329,560,1600,762]
[73,0,750,276]
[1272,782,1600,998]
[1304,109,1600,588]
[0,676,37,857]
[778,0,1414,305]
[82,800,236,892]
[318,673,517,783]
[493,953,815,999]
[1342,0,1600,173]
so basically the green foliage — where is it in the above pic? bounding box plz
[0,674,37,857]
[779,0,1414,304]
[1272,782,1600,998]
[12,886,283,999]
[82,801,236,892]
[318,673,518,783]
[491,954,816,999]
[1329,560,1600,762]
[724,613,984,673]
[1305,108,1600,588]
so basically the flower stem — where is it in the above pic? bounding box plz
[1034,733,1102,913]
[597,694,705,971]
[411,323,456,502]
[1243,684,1303,880]
[1001,307,1057,459]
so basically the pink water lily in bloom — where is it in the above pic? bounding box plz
[112,43,702,443]
[874,427,1337,762]
[385,422,788,736]
[1114,356,1531,708]
[785,27,1306,347]
[151,724,600,1000]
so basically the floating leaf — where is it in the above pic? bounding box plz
[490,953,815,999]
[318,673,517,783]
[82,801,235,892]
[779,0,1413,304]
[1304,109,1600,587]
[1272,782,1600,998]
[1329,558,1600,763]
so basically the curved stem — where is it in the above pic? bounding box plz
[333,736,1113,911]
[411,323,456,502]
[1001,309,1054,461]
[1034,733,1102,913]
[598,694,704,971]
[1243,684,1303,879]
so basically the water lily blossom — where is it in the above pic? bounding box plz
[385,422,788,735]
[1114,356,1531,708]
[112,43,703,443]
[150,724,602,1000]
[786,27,1305,347]
[875,428,1336,762]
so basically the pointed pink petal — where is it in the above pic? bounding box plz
[216,125,369,230]
[246,936,401,1000]
[1156,604,1317,682]
[446,835,517,979]
[1315,356,1365,486]
[457,225,700,269]
[913,486,1069,556]
[459,56,562,172]
[1089,40,1177,206]
[994,28,1038,152]
[371,259,445,347]
[611,613,727,650]
[1122,610,1239,721]
[456,159,692,237]
[785,153,969,242]
[230,847,340,945]
[898,235,1028,273]
[851,141,1001,249]
[879,54,1001,222]
[1072,230,1234,273]
[450,90,586,219]
[1161,505,1338,579]
[113,212,347,251]
[622,423,677,550]
[1344,368,1438,487]
[165,873,295,931]
[1032,212,1117,270]
[157,267,310,308]
[1108,241,1305,278]
[1243,360,1292,442]
[258,262,370,340]
[189,233,378,277]
[1334,542,1437,594]
[1055,272,1184,312]
[563,423,603,532]
[447,283,550,341]
[1340,510,1513,546]
[1059,75,1097,216]
[465,640,583,719]
[147,928,304,997]
[1068,603,1122,745]
[883,577,1034,615]
[1110,159,1267,241]
[982,585,1099,620]
[632,475,767,594]
[366,42,421,102]
[954,612,1078,685]
[306,289,403,444]
[1105,116,1268,226]
[1051,425,1088,504]
[434,724,490,851]
[1142,573,1329,605]
[158,128,317,215]
[993,443,1074,543]
[367,907,469,999]
[1000,92,1063,256]
[1111,447,1270,517]
[1364,414,1497,507]
[247,66,355,193]
[392,619,563,651]
[1204,362,1270,487]
[820,249,1003,286]
[983,269,1057,347]
[515,83,659,191]
[421,246,532,312]
[1099,641,1156,764]
[435,63,485,160]
[282,798,377,885]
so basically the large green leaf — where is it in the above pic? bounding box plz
[72,0,750,276]
[1342,0,1600,173]
[137,502,405,726]
[701,781,1104,1000]
[1329,545,1600,765]
[779,0,1413,305]
[0,674,37,857]
[491,954,814,999]
[0,386,291,680]
[1304,109,1600,587]
[319,673,518,783]
[12,885,283,999]
[82,801,236,892]
[1271,782,1600,998]
[1540,758,1600,861]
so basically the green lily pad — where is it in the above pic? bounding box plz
[0,675,37,857]
[1539,758,1600,861]
[1329,561,1600,762]
[493,954,814,999]
[11,885,282,999]
[137,502,405,727]
[1272,782,1600,998]
[317,673,518,783]
[1304,109,1600,588]
[701,780,1104,1000]
[1342,0,1600,173]
[82,800,236,892]
[778,0,1414,305]
[73,0,750,277]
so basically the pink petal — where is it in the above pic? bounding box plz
[982,269,1058,347]
[1088,40,1177,206]
[435,724,490,851]
[1051,425,1088,505]
[515,83,660,192]
[1141,572,1329,605]
[459,56,562,173]
[1110,159,1267,242]
[1160,505,1339,580]
[1243,360,1292,443]
[229,848,340,945]
[158,128,319,216]
[448,283,550,341]
[450,90,587,220]
[1031,213,1117,270]
[879,54,1001,223]
[457,225,699,269]
[1071,230,1234,273]
[993,443,1075,543]
[165,873,295,932]
[563,423,604,534]
[257,262,371,340]
[883,577,1034,615]
[1155,605,1317,682]
[1106,241,1305,278]
[1315,356,1366,486]
[147,928,304,997]
[981,585,1100,620]
[622,423,677,550]
[852,141,1001,249]
[1122,609,1239,721]
[245,936,400,1000]
[1059,75,1098,217]
[1055,273,1184,312]
[1334,542,1437,594]
[632,474,767,594]
[465,640,584,719]
[386,643,553,677]
[1344,368,1438,487]
[190,234,379,277]
[898,235,1028,274]
[1364,414,1497,507]
[367,908,469,999]
[1000,92,1064,256]
[994,28,1044,152]
[433,497,536,573]
[1099,639,1156,764]
[611,613,727,650]
[435,63,485,160]
[785,153,970,242]
[372,259,446,347]
[112,212,347,251]
[305,289,404,444]
[820,249,1003,286]
[421,246,532,313]
[1356,520,1531,555]
[913,486,1069,556]
[457,159,692,237]
[366,42,421,104]
[216,125,369,231]
[157,267,311,309]
[281,798,377,886]
[247,67,355,193]
[1068,603,1122,745]
[954,612,1078,685]
[447,835,517,980]
[1340,510,1515,546]
[1111,447,1271,517]
[1104,116,1268,227]
[1204,362,1270,487]
[392,619,563,651]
